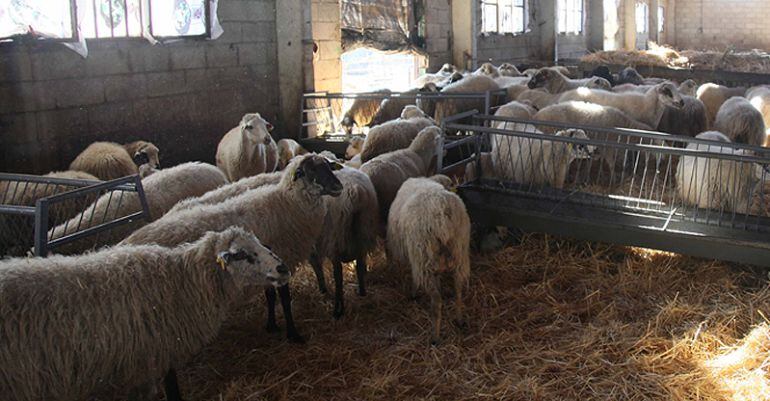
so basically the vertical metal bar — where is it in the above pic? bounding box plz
[139,0,144,36]
[70,0,79,40]
[134,176,151,221]
[205,0,212,38]
[124,0,129,37]
[34,199,49,257]
[92,0,99,38]
[108,0,115,37]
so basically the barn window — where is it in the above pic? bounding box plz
[636,2,648,34]
[481,0,527,35]
[658,6,664,33]
[0,0,212,41]
[557,0,583,34]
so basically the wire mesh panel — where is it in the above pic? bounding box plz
[0,174,149,257]
[442,113,770,266]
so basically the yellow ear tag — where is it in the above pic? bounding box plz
[216,256,228,272]
[450,187,457,193]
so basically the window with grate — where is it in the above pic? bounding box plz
[557,0,583,34]
[636,2,648,34]
[658,6,664,33]
[481,0,527,35]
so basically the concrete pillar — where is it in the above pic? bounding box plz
[276,0,308,139]
[649,0,659,43]
[623,0,637,50]
[452,0,473,70]
[588,0,605,51]
[540,0,556,63]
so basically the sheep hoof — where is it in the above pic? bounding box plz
[287,333,306,344]
[265,322,281,333]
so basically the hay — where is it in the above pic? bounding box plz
[581,43,770,74]
[104,234,770,401]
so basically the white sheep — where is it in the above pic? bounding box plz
[360,126,442,222]
[310,166,379,318]
[359,106,437,163]
[746,86,770,145]
[122,154,344,343]
[49,162,228,254]
[675,131,760,214]
[414,63,457,87]
[433,74,501,124]
[387,175,471,344]
[696,83,748,127]
[527,67,611,93]
[516,88,564,110]
[69,141,159,181]
[463,152,495,182]
[370,83,440,127]
[474,62,501,78]
[276,138,307,170]
[506,84,529,102]
[216,113,278,181]
[678,79,699,96]
[533,101,652,132]
[340,89,392,133]
[714,96,766,146]
[558,82,684,128]
[345,136,365,159]
[491,128,594,189]
[492,100,538,129]
[168,171,282,215]
[498,62,523,77]
[657,96,709,137]
[0,226,289,401]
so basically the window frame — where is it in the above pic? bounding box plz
[657,5,665,33]
[557,0,584,35]
[480,0,528,36]
[636,2,649,34]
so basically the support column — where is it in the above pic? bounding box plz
[539,0,556,63]
[623,0,637,50]
[277,0,308,138]
[648,0,659,43]
[588,0,605,51]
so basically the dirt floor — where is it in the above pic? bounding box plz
[163,234,770,401]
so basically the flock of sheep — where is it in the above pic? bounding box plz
[3,60,770,401]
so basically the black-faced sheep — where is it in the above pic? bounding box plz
[714,97,766,146]
[216,113,279,181]
[359,105,437,163]
[616,67,645,85]
[696,83,748,127]
[590,65,616,86]
[49,162,228,254]
[69,140,160,181]
[657,96,708,138]
[0,226,289,401]
[558,82,684,128]
[276,138,308,170]
[387,175,471,345]
[360,126,442,222]
[341,89,392,134]
[122,155,344,343]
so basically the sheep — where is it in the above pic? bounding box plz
[69,141,158,181]
[657,96,709,138]
[360,126,442,222]
[122,155,344,343]
[516,88,563,110]
[679,79,699,96]
[433,74,501,124]
[506,84,529,102]
[414,63,456,87]
[714,97,766,146]
[346,136,365,159]
[533,101,652,132]
[123,140,161,170]
[498,62,523,77]
[474,62,501,78]
[492,100,538,129]
[616,67,645,85]
[495,75,531,89]
[340,89,392,133]
[491,128,594,189]
[309,166,379,318]
[590,65,616,86]
[276,138,307,170]
[527,67,612,93]
[168,171,282,215]
[216,113,279,181]
[463,152,495,182]
[676,131,760,214]
[746,86,770,145]
[387,174,471,344]
[0,226,289,401]
[359,106,437,163]
[49,162,227,254]
[558,82,685,128]
[370,83,440,127]
[696,83,748,127]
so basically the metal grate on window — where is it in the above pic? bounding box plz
[79,0,210,39]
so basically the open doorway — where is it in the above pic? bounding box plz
[603,0,620,50]
[341,47,423,93]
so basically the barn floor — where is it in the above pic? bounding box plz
[157,235,768,401]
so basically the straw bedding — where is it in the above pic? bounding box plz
[582,43,770,74]
[101,233,770,401]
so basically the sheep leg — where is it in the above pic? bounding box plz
[355,254,367,296]
[163,368,184,401]
[264,286,280,333]
[278,284,305,343]
[426,276,443,346]
[453,272,467,329]
[309,253,328,294]
[333,258,345,319]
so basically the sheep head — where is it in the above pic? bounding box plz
[291,154,343,197]
[587,77,612,91]
[345,137,365,159]
[439,63,457,75]
[555,129,595,161]
[401,105,427,120]
[125,141,160,169]
[527,68,555,90]
[240,113,275,146]
[476,63,500,78]
[498,63,522,77]
[679,79,698,96]
[410,126,443,171]
[618,67,644,85]
[213,226,291,288]
[655,82,685,109]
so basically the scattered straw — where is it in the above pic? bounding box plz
[104,235,770,400]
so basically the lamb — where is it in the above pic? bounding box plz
[340,89,392,133]
[558,82,684,128]
[746,86,770,145]
[216,113,279,181]
[370,83,439,126]
[359,106,437,163]
[491,128,594,189]
[527,67,612,93]
[276,138,307,170]
[696,83,748,127]
[360,126,442,222]
[0,226,289,401]
[49,162,228,254]
[657,96,708,138]
[676,131,760,214]
[345,136,365,159]
[69,140,160,181]
[309,166,379,318]
[387,175,471,344]
[714,97,766,146]
[433,74,501,124]
[122,155,344,343]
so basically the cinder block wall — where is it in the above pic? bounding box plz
[0,0,279,175]
[311,0,342,92]
[424,0,453,70]
[673,0,770,50]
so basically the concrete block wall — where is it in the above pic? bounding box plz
[311,0,342,92]
[0,0,279,175]
[475,0,540,65]
[673,0,770,50]
[424,0,453,70]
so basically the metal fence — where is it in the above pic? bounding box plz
[441,112,770,267]
[0,174,150,257]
